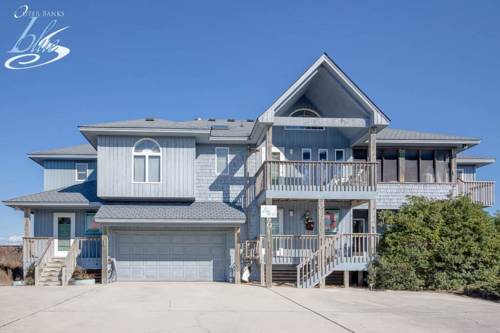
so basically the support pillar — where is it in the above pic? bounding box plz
[399,149,405,183]
[451,148,457,183]
[344,270,350,288]
[23,209,31,238]
[101,229,108,284]
[234,227,241,284]
[265,199,273,288]
[317,199,325,288]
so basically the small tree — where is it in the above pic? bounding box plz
[370,196,500,299]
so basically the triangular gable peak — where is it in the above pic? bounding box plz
[258,53,390,128]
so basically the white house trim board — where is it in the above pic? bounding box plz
[52,212,75,257]
[258,53,390,126]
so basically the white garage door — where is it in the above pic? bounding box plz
[115,231,227,281]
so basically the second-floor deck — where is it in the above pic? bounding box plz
[458,179,495,207]
[254,160,377,200]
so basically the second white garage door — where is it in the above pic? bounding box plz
[114,231,227,281]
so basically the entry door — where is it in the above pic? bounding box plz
[53,213,75,257]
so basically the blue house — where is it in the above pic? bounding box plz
[4,54,495,287]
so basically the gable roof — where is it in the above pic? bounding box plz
[257,53,390,126]
[95,202,245,224]
[3,181,100,208]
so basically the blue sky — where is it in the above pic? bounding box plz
[0,0,499,242]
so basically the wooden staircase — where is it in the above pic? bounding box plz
[37,257,65,286]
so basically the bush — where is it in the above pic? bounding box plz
[370,196,500,300]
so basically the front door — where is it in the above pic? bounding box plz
[53,213,75,257]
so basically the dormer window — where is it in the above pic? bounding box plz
[286,108,324,130]
[133,139,161,183]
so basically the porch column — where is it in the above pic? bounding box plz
[317,199,325,288]
[23,208,31,238]
[234,227,241,284]
[399,149,405,183]
[344,270,350,288]
[265,199,273,288]
[101,228,108,285]
[368,127,377,234]
[451,148,457,183]
[265,125,273,190]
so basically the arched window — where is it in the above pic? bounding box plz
[286,108,323,130]
[133,139,161,183]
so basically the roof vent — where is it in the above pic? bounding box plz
[246,119,255,122]
[145,118,155,122]
[212,125,229,130]
[227,119,235,122]
[194,117,202,121]
[208,118,216,121]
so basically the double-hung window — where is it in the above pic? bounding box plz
[133,139,161,183]
[75,163,88,181]
[215,147,229,175]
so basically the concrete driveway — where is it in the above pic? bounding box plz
[0,283,498,333]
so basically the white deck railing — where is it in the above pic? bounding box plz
[458,179,495,207]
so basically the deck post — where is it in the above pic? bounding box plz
[317,199,325,288]
[368,126,377,187]
[344,270,350,288]
[368,127,377,234]
[23,208,31,238]
[451,148,457,183]
[101,233,108,284]
[234,227,241,284]
[265,125,273,190]
[265,199,273,288]
[398,149,405,183]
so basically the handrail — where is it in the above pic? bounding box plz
[61,239,81,286]
[457,179,495,207]
[296,233,380,288]
[34,239,54,286]
[254,160,377,197]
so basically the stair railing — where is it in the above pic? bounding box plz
[296,235,338,288]
[34,239,54,286]
[61,239,81,286]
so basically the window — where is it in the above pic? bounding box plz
[405,150,419,182]
[318,149,328,161]
[420,150,435,183]
[335,149,345,162]
[84,212,101,236]
[382,149,398,182]
[285,108,324,130]
[435,150,450,183]
[457,168,464,181]
[302,148,312,161]
[133,139,161,183]
[75,163,88,181]
[215,147,229,175]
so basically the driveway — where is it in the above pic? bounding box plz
[0,283,498,333]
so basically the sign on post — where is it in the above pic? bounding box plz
[260,205,277,219]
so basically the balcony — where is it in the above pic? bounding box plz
[253,160,377,201]
[457,179,495,207]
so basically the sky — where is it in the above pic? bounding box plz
[0,0,499,243]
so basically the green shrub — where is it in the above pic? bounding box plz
[370,196,500,300]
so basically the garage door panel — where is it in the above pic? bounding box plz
[115,231,227,282]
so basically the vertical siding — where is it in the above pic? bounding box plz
[98,136,195,199]
[33,210,95,237]
[44,160,97,191]
[195,144,247,206]
[272,127,352,161]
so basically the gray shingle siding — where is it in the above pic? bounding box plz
[195,144,248,206]
[376,183,456,209]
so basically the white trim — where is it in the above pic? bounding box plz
[53,212,75,257]
[318,149,329,161]
[75,162,89,182]
[289,108,321,118]
[335,149,345,161]
[215,147,230,175]
[302,148,312,161]
[285,108,325,131]
[132,138,162,184]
